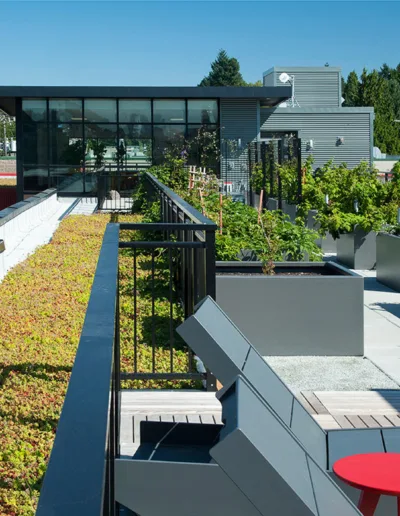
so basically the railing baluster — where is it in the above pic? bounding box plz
[151,249,156,373]
[168,242,174,375]
[134,248,137,375]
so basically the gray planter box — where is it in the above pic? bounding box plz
[307,210,336,254]
[216,261,364,356]
[376,232,400,291]
[336,227,377,270]
[282,200,298,222]
[267,197,279,211]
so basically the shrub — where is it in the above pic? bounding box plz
[315,162,386,238]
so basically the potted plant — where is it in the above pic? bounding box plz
[376,162,400,289]
[316,162,385,270]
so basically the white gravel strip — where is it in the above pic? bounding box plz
[264,356,399,392]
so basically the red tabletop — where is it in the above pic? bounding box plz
[333,453,400,497]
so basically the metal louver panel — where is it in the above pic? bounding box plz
[220,100,259,196]
[260,111,372,168]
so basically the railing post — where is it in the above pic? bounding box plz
[205,228,217,392]
[261,142,267,210]
[278,140,284,210]
[297,138,303,204]
[248,143,253,207]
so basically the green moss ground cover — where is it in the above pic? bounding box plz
[0,212,195,515]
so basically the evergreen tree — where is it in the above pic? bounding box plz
[199,50,246,87]
[343,71,360,106]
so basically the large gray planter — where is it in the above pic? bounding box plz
[216,261,364,356]
[336,227,377,270]
[307,210,336,254]
[376,232,400,291]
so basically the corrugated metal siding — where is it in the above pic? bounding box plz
[263,73,275,87]
[260,110,371,168]
[267,70,340,107]
[220,99,259,192]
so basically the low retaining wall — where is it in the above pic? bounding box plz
[376,232,400,291]
[0,189,58,280]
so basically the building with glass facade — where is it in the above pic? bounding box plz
[0,86,291,198]
[0,69,374,201]
[0,86,290,200]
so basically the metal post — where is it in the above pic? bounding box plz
[205,229,217,392]
[261,142,267,209]
[3,118,6,157]
[278,140,283,210]
[248,143,253,207]
[297,138,303,204]
[269,144,275,199]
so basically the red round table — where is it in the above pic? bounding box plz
[333,453,400,516]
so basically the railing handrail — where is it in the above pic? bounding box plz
[36,224,120,516]
[146,172,217,227]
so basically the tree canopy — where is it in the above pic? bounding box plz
[342,64,400,154]
[199,49,256,87]
[199,50,246,87]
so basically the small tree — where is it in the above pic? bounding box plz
[199,49,246,87]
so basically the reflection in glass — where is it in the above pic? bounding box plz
[49,166,84,194]
[84,99,117,123]
[49,99,83,122]
[187,125,219,171]
[119,125,152,166]
[153,100,185,123]
[119,100,151,123]
[188,100,218,124]
[23,123,48,164]
[153,125,185,164]
[23,166,49,192]
[22,99,47,122]
[85,124,118,170]
[49,124,84,166]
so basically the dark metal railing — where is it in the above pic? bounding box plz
[35,174,218,514]
[36,224,120,516]
[97,164,148,211]
[119,172,217,390]
[248,138,302,209]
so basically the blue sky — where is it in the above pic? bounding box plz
[2,1,399,86]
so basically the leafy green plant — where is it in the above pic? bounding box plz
[87,139,107,169]
[315,161,386,238]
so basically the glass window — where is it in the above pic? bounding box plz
[49,123,84,166]
[49,99,83,122]
[187,125,219,171]
[49,166,84,194]
[153,124,185,163]
[119,125,152,166]
[22,99,47,122]
[85,124,118,169]
[188,100,218,124]
[84,99,117,123]
[23,123,48,164]
[24,166,49,192]
[153,100,185,123]
[119,100,151,123]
